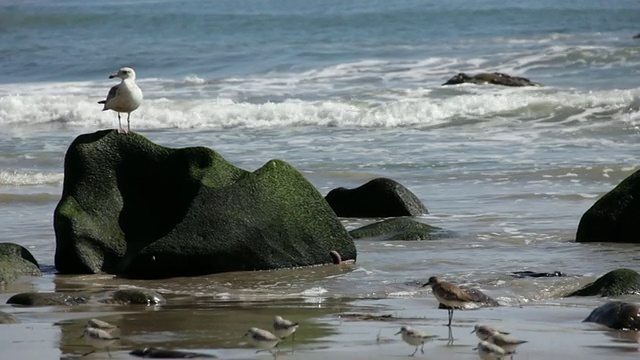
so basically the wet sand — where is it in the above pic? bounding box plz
[1,277,638,360]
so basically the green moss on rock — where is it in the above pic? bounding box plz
[54,130,356,278]
[0,243,41,285]
[349,218,453,241]
[568,268,640,297]
[576,170,640,243]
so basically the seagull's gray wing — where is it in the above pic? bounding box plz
[98,84,120,104]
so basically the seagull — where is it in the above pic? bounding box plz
[98,67,143,134]
[272,315,299,343]
[422,276,475,327]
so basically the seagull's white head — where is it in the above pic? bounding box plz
[109,67,136,80]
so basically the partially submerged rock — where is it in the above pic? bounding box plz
[6,292,90,306]
[349,218,452,241]
[0,311,19,324]
[511,271,567,278]
[130,347,217,358]
[576,169,640,243]
[325,178,428,218]
[7,288,165,306]
[442,72,541,87]
[568,268,640,297]
[338,313,395,322]
[583,301,640,330]
[108,289,166,305]
[0,243,41,286]
[54,130,355,278]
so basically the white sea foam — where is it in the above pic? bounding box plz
[0,87,637,131]
[0,170,63,186]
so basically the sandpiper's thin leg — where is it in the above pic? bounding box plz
[420,341,425,354]
[107,348,112,358]
[81,350,95,357]
[410,345,418,356]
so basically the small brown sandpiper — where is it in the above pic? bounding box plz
[422,276,475,327]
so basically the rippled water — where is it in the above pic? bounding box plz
[0,0,639,357]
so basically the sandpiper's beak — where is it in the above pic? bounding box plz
[241,332,248,338]
[470,328,477,334]
[421,282,430,287]
[394,330,402,335]
[472,346,478,351]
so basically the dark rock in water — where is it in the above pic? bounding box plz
[568,268,640,297]
[108,289,166,305]
[54,130,355,278]
[583,301,640,330]
[0,311,19,324]
[576,170,640,243]
[130,347,217,358]
[511,271,567,278]
[349,218,452,241]
[325,178,428,218]
[442,72,541,87]
[0,243,41,285]
[6,292,89,306]
[438,287,499,309]
[338,313,395,322]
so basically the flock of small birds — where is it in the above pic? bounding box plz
[243,316,300,359]
[77,276,526,359]
[79,277,523,359]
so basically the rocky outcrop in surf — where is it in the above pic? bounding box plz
[583,301,640,330]
[325,178,428,217]
[576,169,640,243]
[349,218,453,241]
[54,130,356,279]
[0,243,41,286]
[567,268,640,297]
[442,72,541,87]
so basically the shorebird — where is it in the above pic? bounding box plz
[471,324,510,340]
[473,340,515,360]
[243,327,281,359]
[472,325,526,359]
[395,325,438,356]
[82,326,120,357]
[86,318,118,331]
[272,315,299,343]
[98,67,143,134]
[422,276,475,327]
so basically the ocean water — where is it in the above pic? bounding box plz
[1,0,640,346]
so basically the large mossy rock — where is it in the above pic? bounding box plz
[568,268,640,297]
[583,301,640,330]
[576,170,640,243]
[349,218,452,241]
[442,72,541,87]
[325,178,428,218]
[54,130,356,278]
[0,243,41,285]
